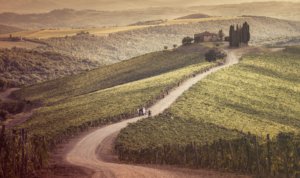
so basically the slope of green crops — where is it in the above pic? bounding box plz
[117,47,300,154]
[19,61,217,145]
[15,44,210,104]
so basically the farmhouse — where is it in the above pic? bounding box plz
[194,31,218,43]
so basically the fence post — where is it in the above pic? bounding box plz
[0,125,5,178]
[20,128,25,178]
[266,134,272,177]
[254,136,260,177]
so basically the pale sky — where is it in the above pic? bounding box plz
[0,0,299,13]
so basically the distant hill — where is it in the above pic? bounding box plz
[0,48,98,88]
[0,8,190,29]
[189,1,300,21]
[0,24,23,34]
[0,2,299,29]
[37,16,300,65]
[176,13,211,19]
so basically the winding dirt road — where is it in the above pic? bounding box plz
[66,50,248,178]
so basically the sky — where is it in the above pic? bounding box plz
[0,0,299,13]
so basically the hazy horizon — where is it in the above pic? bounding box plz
[1,0,299,13]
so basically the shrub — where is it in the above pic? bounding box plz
[164,46,168,50]
[0,101,26,114]
[173,44,177,49]
[0,109,8,121]
[205,49,227,62]
[182,37,194,46]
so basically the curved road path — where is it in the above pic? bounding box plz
[66,50,247,178]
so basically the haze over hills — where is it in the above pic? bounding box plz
[1,0,299,13]
[0,1,299,29]
[0,24,23,34]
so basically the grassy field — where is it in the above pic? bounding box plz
[15,44,211,104]
[18,60,217,146]
[116,47,300,158]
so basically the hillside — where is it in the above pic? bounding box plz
[0,2,299,29]
[1,16,299,89]
[12,44,219,164]
[14,44,212,104]
[37,16,300,64]
[0,24,23,34]
[176,13,211,19]
[0,8,189,29]
[190,1,300,22]
[116,46,300,175]
[0,48,98,89]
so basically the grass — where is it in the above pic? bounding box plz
[116,47,300,155]
[18,61,217,145]
[15,44,210,104]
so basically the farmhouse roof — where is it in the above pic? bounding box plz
[195,31,217,37]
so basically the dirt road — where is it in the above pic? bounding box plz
[66,50,248,178]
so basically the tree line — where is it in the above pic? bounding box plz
[229,22,250,47]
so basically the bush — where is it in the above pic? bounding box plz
[0,101,25,114]
[205,49,227,62]
[0,78,7,90]
[0,109,8,121]
[164,46,168,50]
[182,37,194,46]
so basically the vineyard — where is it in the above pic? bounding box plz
[116,47,300,177]
[0,43,220,177]
[14,43,210,104]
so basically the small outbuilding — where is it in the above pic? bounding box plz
[194,31,219,43]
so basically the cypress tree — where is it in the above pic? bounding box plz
[229,25,234,47]
[242,22,250,44]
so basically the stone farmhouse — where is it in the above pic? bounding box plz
[194,31,219,43]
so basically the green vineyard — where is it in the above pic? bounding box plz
[116,47,300,177]
[2,43,219,177]
[14,44,210,104]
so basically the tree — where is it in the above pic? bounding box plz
[229,25,234,47]
[164,46,168,50]
[218,30,225,41]
[182,37,194,46]
[229,22,250,47]
[173,44,178,49]
[242,22,250,44]
[205,49,227,62]
[0,110,8,121]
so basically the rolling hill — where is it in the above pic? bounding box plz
[0,48,98,89]
[116,46,300,176]
[176,13,211,19]
[1,16,299,88]
[37,16,300,64]
[0,2,299,29]
[0,24,23,34]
